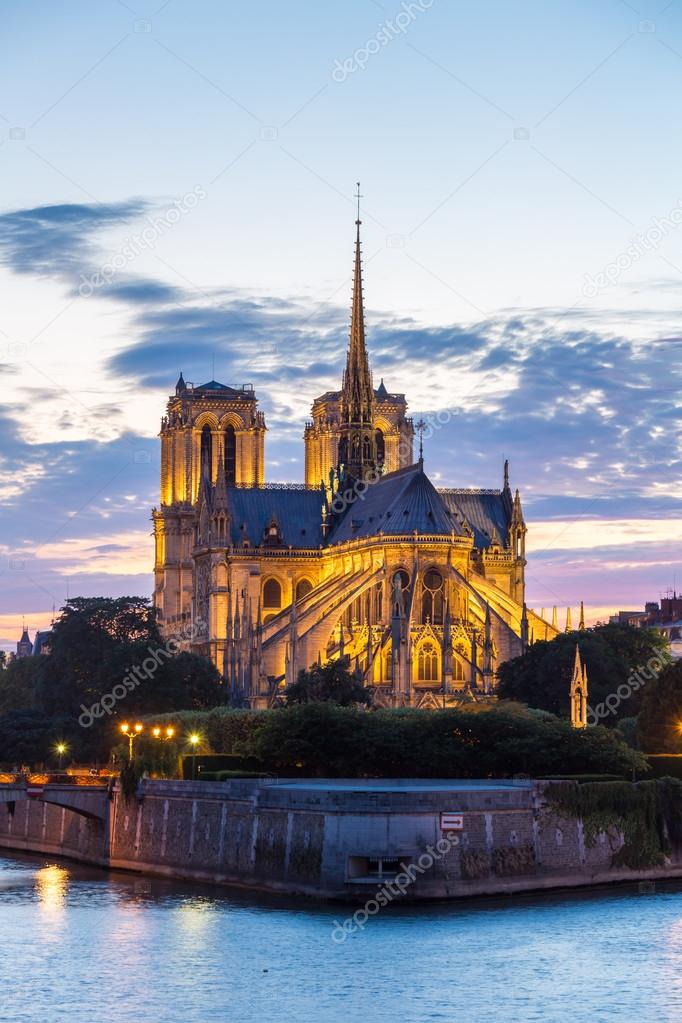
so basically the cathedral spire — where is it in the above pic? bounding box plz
[339,184,376,481]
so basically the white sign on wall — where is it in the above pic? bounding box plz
[440,812,464,831]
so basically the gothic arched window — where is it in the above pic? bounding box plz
[417,641,439,682]
[362,434,371,460]
[375,429,385,465]
[422,569,444,625]
[224,425,236,485]
[200,425,212,479]
[453,657,465,681]
[263,577,282,610]
[295,578,313,602]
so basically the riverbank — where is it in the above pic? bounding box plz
[1,777,681,901]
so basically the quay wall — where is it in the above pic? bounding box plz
[2,779,682,900]
[0,797,107,865]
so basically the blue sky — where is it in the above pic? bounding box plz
[2,0,682,648]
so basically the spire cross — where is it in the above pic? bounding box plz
[354,181,362,224]
[415,418,426,461]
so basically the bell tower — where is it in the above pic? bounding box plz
[153,376,266,634]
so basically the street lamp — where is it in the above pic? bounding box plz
[120,722,143,761]
[189,733,200,781]
[152,725,175,740]
[55,743,68,771]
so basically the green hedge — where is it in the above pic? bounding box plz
[238,704,645,778]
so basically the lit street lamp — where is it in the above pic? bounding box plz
[120,722,143,761]
[189,733,200,781]
[55,743,68,771]
[152,725,175,741]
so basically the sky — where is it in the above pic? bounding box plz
[1,0,682,649]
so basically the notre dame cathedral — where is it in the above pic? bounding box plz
[152,213,559,707]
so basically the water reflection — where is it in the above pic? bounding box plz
[34,863,68,916]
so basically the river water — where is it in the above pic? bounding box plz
[2,850,682,1023]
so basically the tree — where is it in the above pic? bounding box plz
[637,660,682,752]
[285,658,370,706]
[497,624,669,724]
[0,709,78,768]
[141,651,223,713]
[0,656,40,715]
[30,597,222,760]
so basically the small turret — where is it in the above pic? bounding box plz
[570,645,588,728]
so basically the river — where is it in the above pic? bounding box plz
[1,850,682,1022]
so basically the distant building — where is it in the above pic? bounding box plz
[12,626,52,660]
[33,631,52,656]
[609,595,682,658]
[15,626,32,658]
[610,594,682,635]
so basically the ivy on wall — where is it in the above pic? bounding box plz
[546,778,682,870]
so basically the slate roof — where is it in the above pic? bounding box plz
[32,630,51,656]
[227,487,324,548]
[195,380,252,395]
[201,466,512,552]
[438,490,511,550]
[329,463,466,543]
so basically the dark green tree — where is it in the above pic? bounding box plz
[497,624,668,723]
[285,658,370,706]
[637,660,682,752]
[29,597,222,760]
[0,656,40,714]
[0,709,78,769]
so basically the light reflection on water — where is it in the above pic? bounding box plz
[2,851,682,1023]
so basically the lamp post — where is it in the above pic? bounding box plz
[189,733,200,780]
[120,722,143,762]
[55,743,67,771]
[152,726,175,741]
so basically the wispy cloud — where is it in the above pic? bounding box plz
[0,201,148,280]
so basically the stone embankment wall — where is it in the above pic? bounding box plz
[0,797,107,864]
[2,779,682,900]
